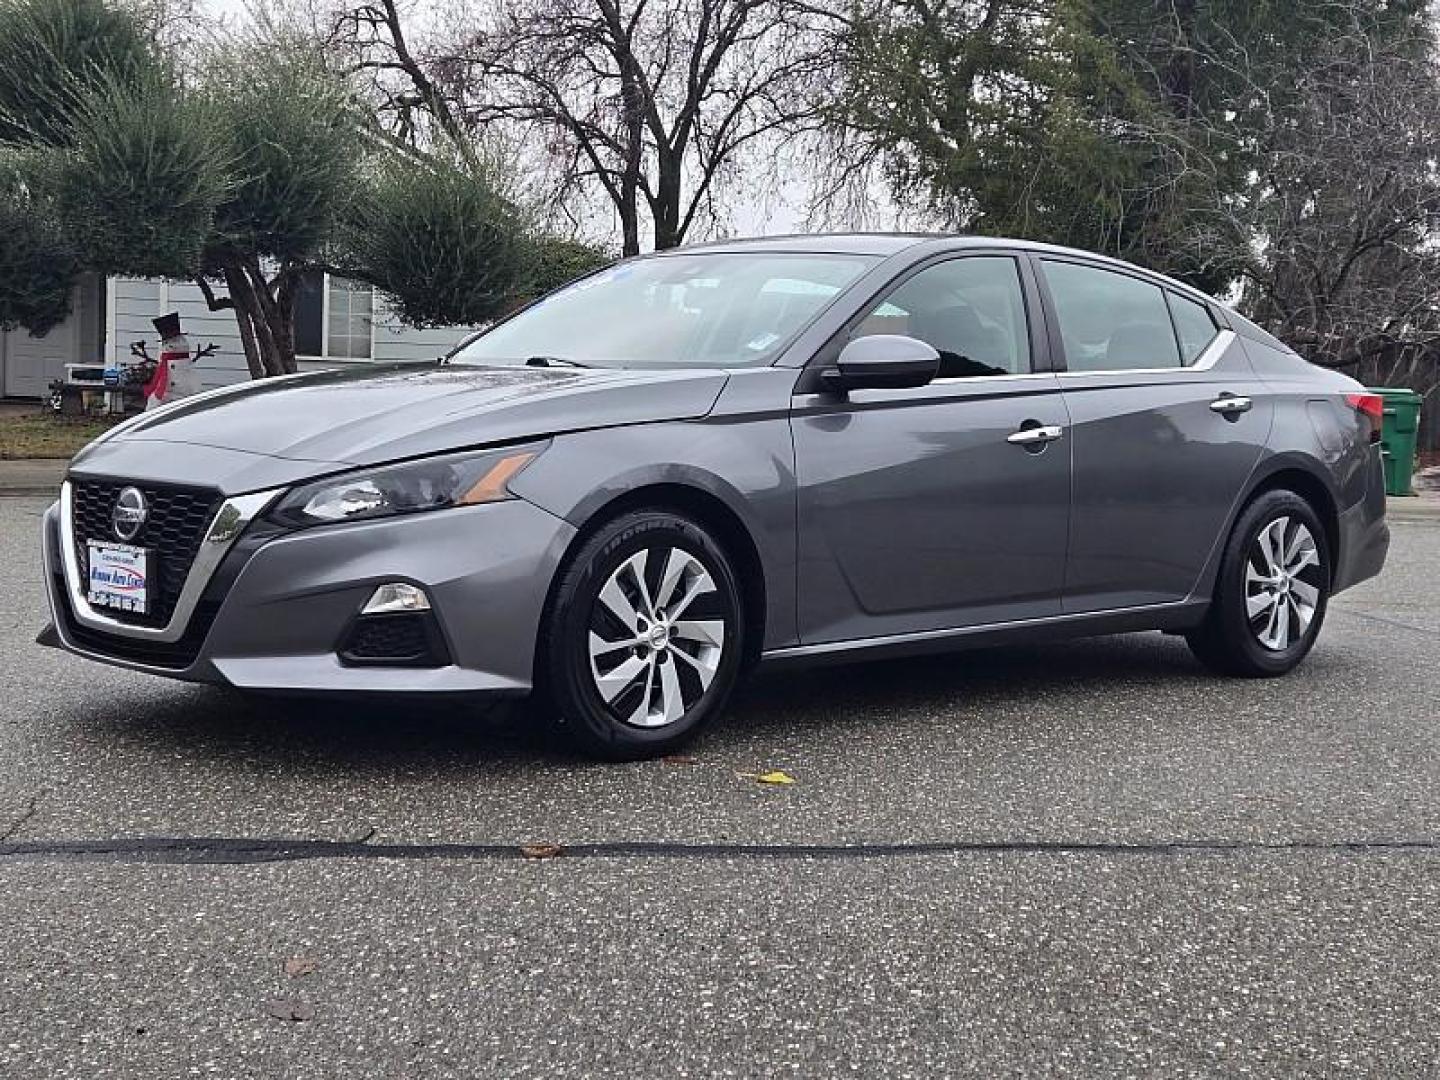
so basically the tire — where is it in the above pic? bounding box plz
[1186,489,1331,678]
[536,509,746,760]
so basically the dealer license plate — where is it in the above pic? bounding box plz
[86,541,152,615]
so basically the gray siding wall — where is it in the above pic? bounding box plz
[373,298,473,363]
[110,279,249,389]
[110,278,475,388]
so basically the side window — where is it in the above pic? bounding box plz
[1168,292,1220,366]
[1042,260,1181,372]
[854,256,1031,378]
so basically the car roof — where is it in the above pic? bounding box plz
[662,232,1157,270]
[642,232,1294,351]
[668,232,942,256]
[667,232,1244,307]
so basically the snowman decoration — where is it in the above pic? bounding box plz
[143,313,203,409]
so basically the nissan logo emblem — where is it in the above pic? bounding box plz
[112,487,149,542]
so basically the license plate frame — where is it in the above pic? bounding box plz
[86,540,153,616]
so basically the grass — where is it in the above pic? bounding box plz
[0,410,126,459]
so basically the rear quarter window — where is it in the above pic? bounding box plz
[1167,293,1221,366]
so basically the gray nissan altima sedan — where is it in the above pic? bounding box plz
[39,234,1390,758]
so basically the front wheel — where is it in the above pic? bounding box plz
[537,510,745,760]
[1186,490,1331,677]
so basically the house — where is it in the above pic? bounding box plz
[0,273,473,400]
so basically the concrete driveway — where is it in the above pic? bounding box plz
[2,494,1438,1076]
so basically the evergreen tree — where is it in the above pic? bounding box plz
[0,0,555,376]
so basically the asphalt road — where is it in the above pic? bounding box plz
[3,495,1439,1077]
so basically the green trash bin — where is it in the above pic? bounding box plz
[1370,387,1423,496]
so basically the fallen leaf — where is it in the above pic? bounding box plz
[284,958,317,978]
[755,770,796,785]
[662,754,698,766]
[266,999,316,1023]
[520,842,563,860]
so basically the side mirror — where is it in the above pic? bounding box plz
[822,335,940,393]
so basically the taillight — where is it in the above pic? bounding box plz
[1345,393,1384,443]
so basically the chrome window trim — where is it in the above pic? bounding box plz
[932,371,1056,385]
[791,368,1061,407]
[59,481,282,643]
[1055,329,1236,379]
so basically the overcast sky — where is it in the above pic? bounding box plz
[195,0,908,247]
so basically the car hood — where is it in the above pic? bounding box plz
[72,363,730,487]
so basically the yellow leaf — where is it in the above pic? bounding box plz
[756,770,796,785]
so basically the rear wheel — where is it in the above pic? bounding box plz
[1186,490,1330,677]
[537,510,744,759]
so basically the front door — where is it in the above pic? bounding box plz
[1035,256,1273,612]
[792,254,1073,645]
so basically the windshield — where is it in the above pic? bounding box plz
[449,252,876,370]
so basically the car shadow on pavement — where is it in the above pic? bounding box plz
[737,631,1198,714]
[47,631,1255,777]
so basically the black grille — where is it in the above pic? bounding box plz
[50,515,289,671]
[71,480,222,628]
[56,568,222,669]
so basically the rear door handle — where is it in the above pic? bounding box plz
[1210,395,1253,416]
[1007,424,1064,447]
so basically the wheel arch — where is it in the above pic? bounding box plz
[1241,459,1341,580]
[540,481,769,670]
[1197,456,1341,599]
[1184,456,1340,676]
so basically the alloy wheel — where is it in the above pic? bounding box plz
[1244,515,1324,652]
[586,546,730,728]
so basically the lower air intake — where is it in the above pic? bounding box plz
[339,612,449,668]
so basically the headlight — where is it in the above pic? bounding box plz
[270,442,547,528]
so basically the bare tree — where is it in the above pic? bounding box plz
[332,0,840,255]
[1205,15,1440,403]
[328,0,479,167]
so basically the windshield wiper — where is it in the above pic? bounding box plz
[525,355,589,368]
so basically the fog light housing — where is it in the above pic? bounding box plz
[341,583,449,667]
[362,582,432,614]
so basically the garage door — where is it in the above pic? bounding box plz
[2,321,78,398]
[1,278,99,399]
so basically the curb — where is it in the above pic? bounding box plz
[0,459,67,499]
[1388,500,1440,523]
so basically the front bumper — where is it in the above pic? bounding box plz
[41,494,576,696]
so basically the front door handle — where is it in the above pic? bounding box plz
[1007,424,1064,448]
[1210,394,1253,416]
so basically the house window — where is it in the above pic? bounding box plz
[294,271,373,360]
[328,277,373,358]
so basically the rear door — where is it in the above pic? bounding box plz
[792,252,1073,644]
[1034,256,1272,612]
